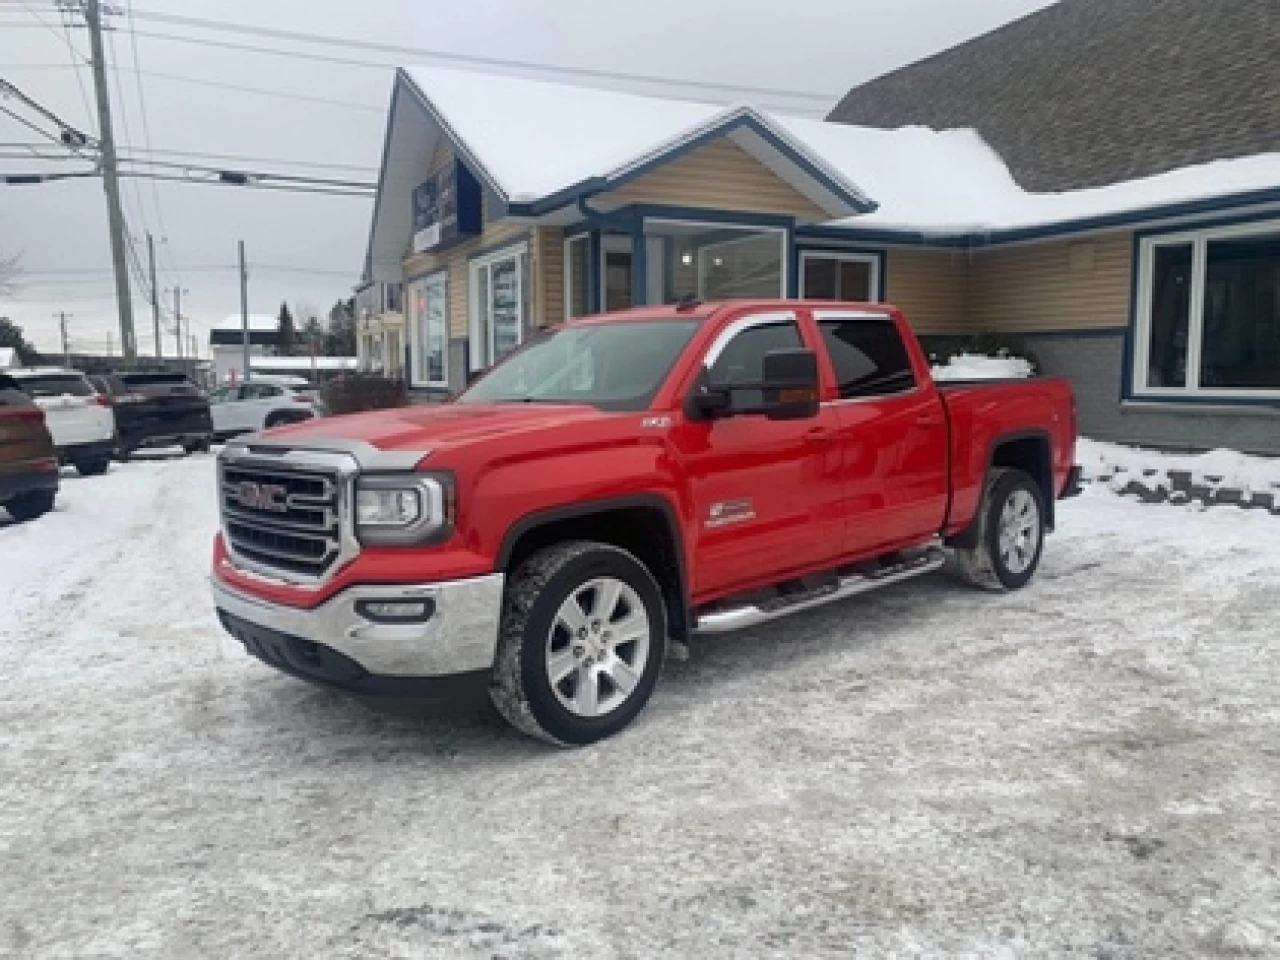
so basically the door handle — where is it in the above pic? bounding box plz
[804,427,835,445]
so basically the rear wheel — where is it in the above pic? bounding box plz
[74,456,111,476]
[948,468,1046,591]
[490,541,667,746]
[5,490,55,522]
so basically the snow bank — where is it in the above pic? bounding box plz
[930,353,1034,382]
[1077,438,1280,505]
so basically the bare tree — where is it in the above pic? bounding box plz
[0,251,20,297]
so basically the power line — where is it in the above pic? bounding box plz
[0,140,375,173]
[125,8,837,106]
[0,63,383,113]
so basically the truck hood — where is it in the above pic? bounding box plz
[262,402,610,460]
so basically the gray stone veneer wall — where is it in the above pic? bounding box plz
[1027,332,1280,456]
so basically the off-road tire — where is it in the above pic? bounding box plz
[5,489,55,522]
[490,541,667,747]
[74,457,111,477]
[948,467,1047,591]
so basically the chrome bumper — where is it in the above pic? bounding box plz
[211,572,505,677]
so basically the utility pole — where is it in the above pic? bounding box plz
[147,232,161,361]
[84,0,137,364]
[172,286,185,360]
[55,311,71,367]
[239,240,250,382]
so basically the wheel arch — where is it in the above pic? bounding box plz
[948,429,1054,548]
[497,495,691,642]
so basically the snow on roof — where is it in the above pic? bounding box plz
[249,356,357,371]
[0,347,15,368]
[212,314,279,333]
[403,67,729,203]
[397,67,1280,238]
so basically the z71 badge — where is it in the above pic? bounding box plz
[706,499,756,528]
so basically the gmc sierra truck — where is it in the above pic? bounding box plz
[212,300,1078,745]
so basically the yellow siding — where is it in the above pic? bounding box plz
[536,227,565,329]
[966,232,1133,332]
[601,139,831,222]
[885,248,971,334]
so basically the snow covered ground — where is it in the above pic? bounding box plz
[2,454,1279,958]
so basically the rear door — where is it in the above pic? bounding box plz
[242,383,284,430]
[814,310,949,555]
[13,372,111,448]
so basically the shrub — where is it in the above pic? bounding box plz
[319,373,408,416]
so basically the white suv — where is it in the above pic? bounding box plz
[8,367,116,476]
[210,377,321,439]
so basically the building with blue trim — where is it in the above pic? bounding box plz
[361,48,1280,453]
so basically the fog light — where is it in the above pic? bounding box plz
[356,599,435,623]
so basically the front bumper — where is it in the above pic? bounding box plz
[211,572,505,694]
[57,438,115,463]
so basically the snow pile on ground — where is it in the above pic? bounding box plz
[930,352,1034,381]
[1078,437,1280,506]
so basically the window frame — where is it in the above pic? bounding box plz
[799,250,883,303]
[1134,217,1280,400]
[407,269,450,389]
[563,234,591,320]
[469,241,529,373]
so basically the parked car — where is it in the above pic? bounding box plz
[7,367,115,476]
[0,373,59,522]
[88,371,214,459]
[209,377,320,440]
[211,300,1079,745]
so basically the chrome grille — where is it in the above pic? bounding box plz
[220,461,341,579]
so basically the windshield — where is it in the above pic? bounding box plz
[17,374,92,398]
[459,320,699,411]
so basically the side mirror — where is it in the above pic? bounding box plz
[691,348,821,422]
[760,348,820,421]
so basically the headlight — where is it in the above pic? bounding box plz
[354,474,454,546]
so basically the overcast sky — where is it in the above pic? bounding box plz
[0,0,1054,356]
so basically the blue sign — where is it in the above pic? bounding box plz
[413,160,481,253]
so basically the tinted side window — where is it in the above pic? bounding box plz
[818,316,915,399]
[709,318,803,410]
[17,374,94,398]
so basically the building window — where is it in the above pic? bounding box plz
[564,235,590,318]
[408,272,448,387]
[469,242,528,370]
[644,220,787,304]
[1135,220,1280,398]
[800,251,881,302]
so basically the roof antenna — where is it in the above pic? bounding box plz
[675,294,702,312]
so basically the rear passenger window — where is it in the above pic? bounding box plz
[818,315,916,399]
[0,375,32,407]
[709,317,803,410]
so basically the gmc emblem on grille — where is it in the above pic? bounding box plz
[234,481,288,513]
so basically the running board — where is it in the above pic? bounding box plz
[693,547,947,635]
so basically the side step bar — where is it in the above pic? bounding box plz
[694,546,947,635]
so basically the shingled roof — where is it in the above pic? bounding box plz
[827,0,1280,192]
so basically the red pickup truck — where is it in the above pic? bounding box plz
[212,300,1077,745]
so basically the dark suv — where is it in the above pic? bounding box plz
[0,373,59,522]
[89,371,214,459]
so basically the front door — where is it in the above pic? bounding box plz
[673,310,845,600]
[814,310,949,555]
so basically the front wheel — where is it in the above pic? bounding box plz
[75,456,111,477]
[948,468,1047,591]
[5,490,55,522]
[490,541,667,746]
